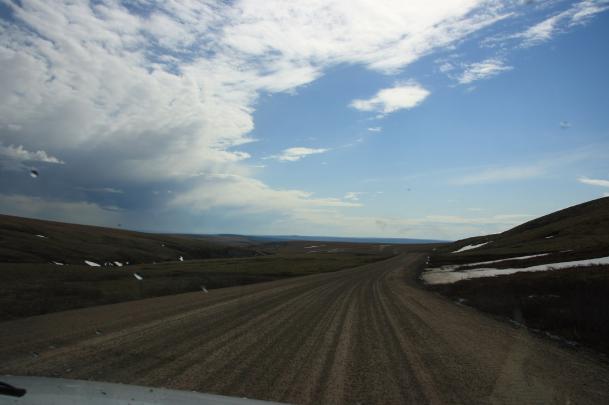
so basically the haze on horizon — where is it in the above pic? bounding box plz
[0,0,608,240]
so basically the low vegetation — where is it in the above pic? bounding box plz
[430,265,609,356]
[0,250,393,321]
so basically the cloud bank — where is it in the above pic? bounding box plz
[1,0,606,238]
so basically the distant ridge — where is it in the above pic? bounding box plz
[213,234,448,244]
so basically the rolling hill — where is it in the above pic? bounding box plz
[0,214,261,265]
[423,196,609,355]
[429,196,609,268]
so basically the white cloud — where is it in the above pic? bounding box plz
[457,58,512,84]
[578,176,609,188]
[268,147,329,162]
[559,120,571,129]
[221,1,511,74]
[0,143,64,165]
[350,83,430,115]
[367,127,382,132]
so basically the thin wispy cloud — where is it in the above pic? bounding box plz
[578,177,609,188]
[452,148,606,186]
[452,164,543,185]
[499,0,609,48]
[438,62,455,73]
[350,83,430,115]
[519,12,565,47]
[457,58,513,84]
[344,192,365,201]
[367,127,382,132]
[77,187,124,194]
[268,147,329,162]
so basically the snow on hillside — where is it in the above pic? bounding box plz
[452,242,490,253]
[422,256,609,285]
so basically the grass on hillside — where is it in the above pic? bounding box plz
[0,251,392,321]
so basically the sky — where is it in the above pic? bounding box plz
[0,0,608,240]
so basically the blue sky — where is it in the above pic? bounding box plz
[0,0,608,240]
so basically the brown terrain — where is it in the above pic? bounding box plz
[2,249,609,404]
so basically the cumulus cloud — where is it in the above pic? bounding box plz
[268,147,329,162]
[578,176,609,188]
[350,83,430,115]
[0,1,560,237]
[457,58,513,84]
[0,1,506,184]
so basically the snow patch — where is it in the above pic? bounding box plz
[52,261,64,266]
[422,256,609,285]
[84,260,101,267]
[133,273,143,281]
[113,261,123,267]
[452,242,490,253]
[459,253,551,268]
[35,234,47,238]
[178,256,184,261]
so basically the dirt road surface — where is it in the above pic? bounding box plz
[2,252,609,404]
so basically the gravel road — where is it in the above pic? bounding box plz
[2,252,609,404]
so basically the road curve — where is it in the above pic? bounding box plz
[1,252,609,404]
